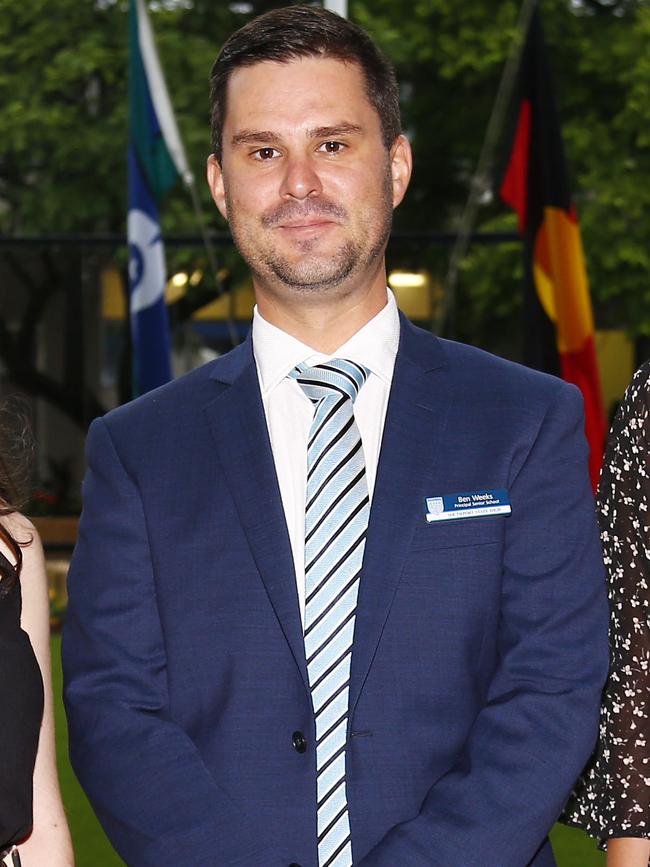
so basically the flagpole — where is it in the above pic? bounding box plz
[184,178,241,348]
[323,0,348,18]
[438,0,538,337]
[135,0,239,349]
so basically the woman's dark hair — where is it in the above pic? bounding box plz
[209,4,401,162]
[0,399,34,594]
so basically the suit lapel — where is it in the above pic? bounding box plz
[202,338,309,693]
[349,317,450,714]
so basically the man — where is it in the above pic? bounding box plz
[63,6,608,866]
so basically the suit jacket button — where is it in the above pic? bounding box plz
[292,731,307,753]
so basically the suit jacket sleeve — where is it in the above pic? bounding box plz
[62,417,281,867]
[358,382,609,867]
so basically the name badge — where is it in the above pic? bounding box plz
[425,489,511,523]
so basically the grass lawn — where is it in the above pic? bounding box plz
[51,635,605,867]
[52,635,124,867]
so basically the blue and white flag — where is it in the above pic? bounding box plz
[128,0,192,395]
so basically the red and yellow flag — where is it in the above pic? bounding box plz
[500,9,605,489]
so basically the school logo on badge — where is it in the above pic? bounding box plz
[426,497,444,515]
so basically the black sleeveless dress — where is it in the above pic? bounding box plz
[0,550,44,853]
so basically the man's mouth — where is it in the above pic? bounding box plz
[279,218,336,230]
[262,200,347,230]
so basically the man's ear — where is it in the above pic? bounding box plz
[390,134,413,209]
[206,154,228,221]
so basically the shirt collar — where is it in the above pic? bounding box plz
[252,289,400,395]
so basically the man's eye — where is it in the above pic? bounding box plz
[253,147,280,160]
[319,141,345,154]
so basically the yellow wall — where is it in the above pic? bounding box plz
[595,329,635,417]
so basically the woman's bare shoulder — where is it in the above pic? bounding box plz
[0,512,43,567]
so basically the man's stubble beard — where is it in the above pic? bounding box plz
[224,163,394,296]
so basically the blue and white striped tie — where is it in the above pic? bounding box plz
[291,358,370,867]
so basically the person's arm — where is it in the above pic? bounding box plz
[3,515,74,867]
[63,417,282,867]
[607,838,650,867]
[359,383,610,867]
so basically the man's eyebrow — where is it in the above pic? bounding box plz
[231,130,283,147]
[307,123,363,139]
[230,123,364,148]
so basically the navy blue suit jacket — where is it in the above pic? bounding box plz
[63,316,608,866]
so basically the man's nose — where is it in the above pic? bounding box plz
[279,154,323,200]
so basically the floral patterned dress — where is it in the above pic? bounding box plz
[563,361,650,850]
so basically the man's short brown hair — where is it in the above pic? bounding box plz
[209,4,401,162]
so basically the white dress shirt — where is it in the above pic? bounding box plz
[252,290,400,623]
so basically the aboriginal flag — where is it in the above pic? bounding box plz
[499,7,605,489]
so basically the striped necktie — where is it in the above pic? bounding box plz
[291,358,370,867]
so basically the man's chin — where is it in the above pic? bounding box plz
[265,251,357,292]
[269,264,355,292]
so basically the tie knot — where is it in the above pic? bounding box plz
[291,358,369,405]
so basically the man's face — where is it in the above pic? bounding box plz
[207,56,411,305]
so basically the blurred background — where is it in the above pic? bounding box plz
[3,0,648,863]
